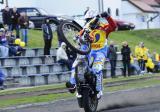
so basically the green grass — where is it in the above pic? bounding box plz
[106,78,160,92]
[27,30,59,48]
[109,29,160,53]
[26,29,160,53]
[0,83,65,96]
[0,74,160,108]
[0,93,73,108]
[24,29,160,53]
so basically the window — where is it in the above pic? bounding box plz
[26,9,39,16]
[108,8,111,15]
[116,8,119,16]
[0,0,3,4]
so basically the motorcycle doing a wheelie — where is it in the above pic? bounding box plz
[57,18,101,112]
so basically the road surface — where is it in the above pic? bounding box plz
[1,86,160,112]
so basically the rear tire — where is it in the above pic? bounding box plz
[83,89,98,112]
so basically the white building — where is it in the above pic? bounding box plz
[121,0,160,29]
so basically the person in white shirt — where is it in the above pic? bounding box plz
[56,42,72,70]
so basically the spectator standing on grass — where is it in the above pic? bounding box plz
[108,41,117,78]
[18,12,29,45]
[56,42,72,71]
[2,6,12,31]
[0,69,5,90]
[152,51,160,72]
[135,45,143,71]
[42,18,53,55]
[10,7,20,38]
[139,42,149,72]
[121,41,131,77]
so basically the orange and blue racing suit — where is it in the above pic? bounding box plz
[70,16,117,92]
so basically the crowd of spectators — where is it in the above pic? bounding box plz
[55,39,160,78]
[2,6,29,44]
[0,6,29,58]
[107,41,160,78]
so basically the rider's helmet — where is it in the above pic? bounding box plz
[84,9,97,20]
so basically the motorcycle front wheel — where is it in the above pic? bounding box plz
[57,21,91,55]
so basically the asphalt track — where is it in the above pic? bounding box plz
[1,85,160,112]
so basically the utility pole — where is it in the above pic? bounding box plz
[98,0,101,13]
[101,0,104,12]
[6,0,8,6]
[98,0,104,13]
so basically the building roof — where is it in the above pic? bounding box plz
[141,0,160,6]
[155,0,160,4]
[129,0,159,13]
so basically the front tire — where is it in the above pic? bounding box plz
[57,21,91,55]
[83,89,98,112]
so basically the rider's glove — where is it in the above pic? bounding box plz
[100,12,110,18]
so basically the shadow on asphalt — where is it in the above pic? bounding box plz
[98,102,137,112]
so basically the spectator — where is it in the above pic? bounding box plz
[139,42,149,72]
[7,31,16,44]
[145,58,155,74]
[108,41,117,78]
[135,45,143,71]
[10,7,20,38]
[18,12,29,45]
[66,46,77,64]
[0,28,8,46]
[56,42,72,70]
[121,41,131,77]
[42,18,53,55]
[9,39,25,56]
[0,69,5,90]
[2,6,12,31]
[0,28,9,57]
[130,54,142,75]
[152,51,160,72]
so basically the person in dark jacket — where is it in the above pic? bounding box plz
[121,41,131,77]
[42,18,53,55]
[0,69,5,90]
[2,6,12,31]
[108,41,117,78]
[11,7,20,38]
[18,12,29,45]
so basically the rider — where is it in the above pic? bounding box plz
[66,11,117,98]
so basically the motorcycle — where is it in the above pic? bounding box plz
[57,17,99,112]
